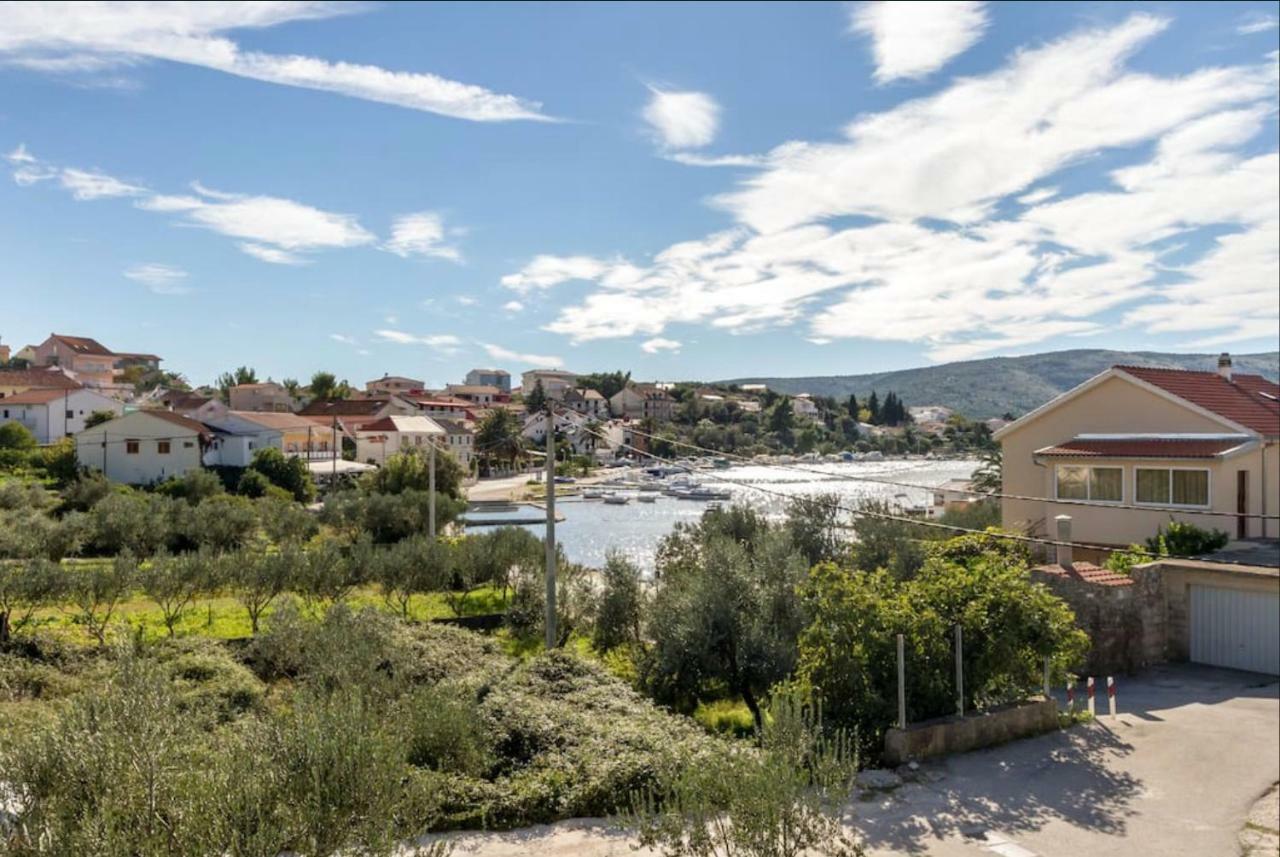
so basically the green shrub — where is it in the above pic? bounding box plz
[153,637,266,720]
[692,698,755,738]
[1145,520,1229,557]
[248,447,316,502]
[402,681,494,776]
[154,469,225,505]
[0,421,37,450]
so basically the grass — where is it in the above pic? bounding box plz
[693,698,757,738]
[26,584,513,646]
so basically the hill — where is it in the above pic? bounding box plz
[722,349,1280,419]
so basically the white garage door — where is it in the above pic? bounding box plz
[1190,585,1280,676]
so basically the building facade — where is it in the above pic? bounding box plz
[228,382,296,413]
[0,387,123,443]
[75,410,208,484]
[465,368,511,394]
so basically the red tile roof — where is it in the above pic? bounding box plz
[0,369,83,391]
[0,388,81,405]
[1035,437,1252,459]
[1117,366,1280,437]
[1034,562,1134,587]
[298,398,390,416]
[51,334,114,356]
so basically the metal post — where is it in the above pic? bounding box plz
[331,416,338,481]
[1107,676,1116,718]
[896,633,907,730]
[1067,679,1075,713]
[545,409,558,649]
[954,624,964,717]
[428,441,437,539]
[1087,676,1096,716]
[1043,657,1051,699]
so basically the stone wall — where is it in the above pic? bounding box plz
[883,699,1059,766]
[1030,566,1166,675]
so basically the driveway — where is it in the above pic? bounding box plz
[437,664,1279,857]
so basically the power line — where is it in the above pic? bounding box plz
[605,419,1280,522]
[568,418,1264,568]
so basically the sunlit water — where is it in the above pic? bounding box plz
[468,458,980,572]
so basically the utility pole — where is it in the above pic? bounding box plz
[545,405,557,649]
[428,439,437,539]
[331,416,338,482]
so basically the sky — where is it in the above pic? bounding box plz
[1,1,1278,389]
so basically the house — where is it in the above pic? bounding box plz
[445,384,503,405]
[927,479,980,519]
[365,375,426,396]
[410,396,479,422]
[910,405,955,424]
[563,387,607,417]
[791,394,820,420]
[738,400,762,414]
[299,396,418,435]
[0,340,9,364]
[609,383,675,422]
[521,369,578,401]
[0,387,123,443]
[996,354,1280,549]
[202,411,325,467]
[29,333,161,390]
[740,383,768,393]
[522,409,607,456]
[159,391,228,423]
[75,410,209,484]
[465,368,511,393]
[354,415,446,466]
[0,367,82,398]
[228,382,296,413]
[431,416,476,469]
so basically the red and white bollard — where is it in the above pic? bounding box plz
[1066,681,1075,712]
[1087,676,1096,716]
[1107,676,1116,718]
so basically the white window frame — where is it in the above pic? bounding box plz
[1133,466,1212,509]
[1053,463,1125,505]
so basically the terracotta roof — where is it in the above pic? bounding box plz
[1034,562,1134,587]
[298,398,389,416]
[359,415,444,434]
[0,369,83,391]
[51,334,114,356]
[126,409,212,437]
[226,411,316,431]
[1035,437,1253,459]
[1117,366,1280,437]
[0,388,75,404]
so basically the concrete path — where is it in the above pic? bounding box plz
[429,664,1279,857]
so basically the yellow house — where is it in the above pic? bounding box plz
[996,355,1279,551]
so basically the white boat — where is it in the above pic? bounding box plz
[636,494,657,503]
[603,495,631,505]
[676,488,732,501]
[582,489,604,499]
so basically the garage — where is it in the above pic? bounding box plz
[1190,584,1280,675]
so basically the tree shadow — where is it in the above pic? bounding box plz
[850,721,1141,854]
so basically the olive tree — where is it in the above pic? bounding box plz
[138,551,215,637]
[0,558,67,644]
[64,553,137,646]
[229,549,300,635]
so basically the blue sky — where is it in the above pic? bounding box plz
[2,1,1277,389]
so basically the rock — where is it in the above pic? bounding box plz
[856,769,903,791]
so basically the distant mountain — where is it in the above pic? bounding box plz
[722,349,1280,419]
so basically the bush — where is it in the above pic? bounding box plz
[592,552,644,653]
[154,469,225,505]
[58,471,114,513]
[248,447,316,503]
[1145,520,1229,557]
[0,421,37,450]
[364,447,464,499]
[85,491,176,557]
[182,493,259,553]
[402,681,494,776]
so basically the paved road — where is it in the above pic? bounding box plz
[434,664,1279,857]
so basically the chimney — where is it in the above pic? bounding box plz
[1055,514,1073,571]
[1218,352,1233,382]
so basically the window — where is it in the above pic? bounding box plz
[157,440,171,455]
[125,439,139,454]
[1055,465,1122,502]
[65,410,74,419]
[1136,468,1210,507]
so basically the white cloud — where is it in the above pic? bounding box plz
[850,1,989,83]
[6,144,35,164]
[666,151,766,168]
[330,333,358,346]
[502,300,525,313]
[500,254,610,292]
[481,343,563,368]
[643,87,721,149]
[59,167,145,200]
[508,15,1279,360]
[0,2,549,122]
[640,337,681,354]
[374,330,463,354]
[383,211,461,262]
[1237,13,1279,35]
[456,295,478,306]
[123,263,190,294]
[238,243,306,265]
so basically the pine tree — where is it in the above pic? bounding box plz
[867,390,880,424]
[847,394,859,419]
[525,379,547,413]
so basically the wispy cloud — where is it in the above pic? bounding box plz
[643,86,721,149]
[507,14,1279,360]
[123,263,190,294]
[1237,12,1279,35]
[374,329,463,354]
[640,337,681,354]
[502,300,525,313]
[0,2,550,122]
[330,333,359,346]
[481,343,563,368]
[383,211,461,262]
[850,1,989,83]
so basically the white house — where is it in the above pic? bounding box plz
[354,415,446,466]
[522,410,613,456]
[202,411,321,467]
[365,375,426,396]
[563,387,607,417]
[431,416,476,469]
[0,387,123,443]
[75,410,209,484]
[791,394,820,420]
[521,369,578,400]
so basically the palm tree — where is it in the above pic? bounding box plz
[475,408,524,475]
